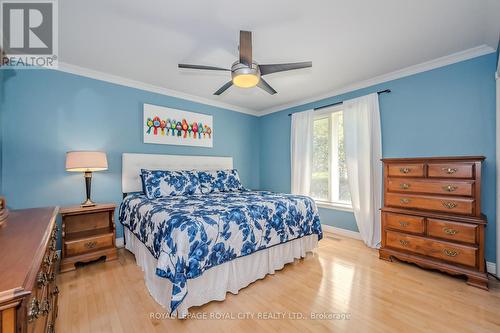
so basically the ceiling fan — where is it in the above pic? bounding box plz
[178,31,312,95]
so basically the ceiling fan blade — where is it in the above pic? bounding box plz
[259,61,312,76]
[239,30,252,67]
[257,78,277,95]
[179,64,230,71]
[213,81,233,95]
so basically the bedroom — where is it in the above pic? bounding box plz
[0,0,499,332]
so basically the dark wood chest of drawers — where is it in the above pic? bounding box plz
[0,207,59,333]
[379,157,488,289]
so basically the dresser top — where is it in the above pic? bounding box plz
[382,156,485,162]
[0,207,58,304]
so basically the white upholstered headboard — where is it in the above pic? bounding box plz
[122,153,233,193]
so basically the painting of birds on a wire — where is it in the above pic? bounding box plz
[143,104,213,147]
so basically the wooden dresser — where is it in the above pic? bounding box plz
[379,157,488,289]
[0,207,59,333]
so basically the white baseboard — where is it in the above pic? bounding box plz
[116,237,125,248]
[321,224,362,240]
[321,224,498,276]
[486,261,496,275]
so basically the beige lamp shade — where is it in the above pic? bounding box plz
[66,151,108,172]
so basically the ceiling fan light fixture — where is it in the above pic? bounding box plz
[232,73,260,88]
[231,61,260,88]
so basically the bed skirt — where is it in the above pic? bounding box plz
[124,229,319,318]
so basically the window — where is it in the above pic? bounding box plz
[310,107,352,210]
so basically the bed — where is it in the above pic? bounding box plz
[119,153,322,318]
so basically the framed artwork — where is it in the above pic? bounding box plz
[143,103,213,148]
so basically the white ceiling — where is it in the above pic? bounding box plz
[60,0,500,114]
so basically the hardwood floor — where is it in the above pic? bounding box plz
[56,233,500,333]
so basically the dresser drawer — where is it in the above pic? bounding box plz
[386,230,477,267]
[65,233,113,256]
[385,193,474,215]
[427,163,474,179]
[387,178,473,197]
[384,212,424,234]
[427,218,477,244]
[387,163,425,177]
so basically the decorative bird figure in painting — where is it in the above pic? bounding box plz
[146,117,154,134]
[192,122,198,138]
[176,121,182,136]
[160,119,167,135]
[197,122,203,138]
[182,119,189,138]
[204,125,211,139]
[166,119,171,135]
[152,116,161,135]
[170,119,177,136]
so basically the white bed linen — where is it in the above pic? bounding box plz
[125,229,318,318]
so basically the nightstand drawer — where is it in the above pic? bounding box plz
[65,233,113,256]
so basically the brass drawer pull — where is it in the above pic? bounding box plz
[442,202,457,209]
[84,241,98,249]
[443,249,459,257]
[48,324,55,333]
[442,167,458,174]
[399,167,411,174]
[442,185,458,192]
[43,255,51,267]
[400,183,410,190]
[443,227,459,235]
[400,198,411,204]
[37,272,48,288]
[399,221,410,227]
[40,299,51,315]
[52,286,59,296]
[28,298,40,322]
[399,240,410,246]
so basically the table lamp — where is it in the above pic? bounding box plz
[66,151,108,207]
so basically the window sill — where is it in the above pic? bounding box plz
[315,201,354,212]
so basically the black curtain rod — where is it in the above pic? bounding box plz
[288,89,391,116]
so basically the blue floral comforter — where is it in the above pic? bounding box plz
[119,190,322,313]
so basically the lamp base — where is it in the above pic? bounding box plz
[81,172,96,207]
[80,198,96,208]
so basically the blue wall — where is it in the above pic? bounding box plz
[259,53,497,262]
[0,69,260,239]
[0,53,497,262]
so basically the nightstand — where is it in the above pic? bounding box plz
[60,203,118,272]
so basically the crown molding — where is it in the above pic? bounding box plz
[258,45,496,116]
[56,62,259,116]
[55,45,494,118]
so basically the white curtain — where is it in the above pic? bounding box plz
[343,93,382,248]
[290,110,314,195]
